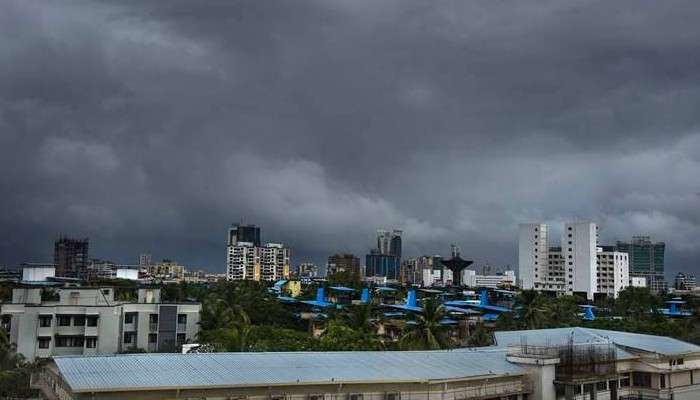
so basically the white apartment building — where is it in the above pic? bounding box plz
[596,246,630,298]
[463,270,516,289]
[519,222,628,299]
[0,284,201,362]
[227,242,290,282]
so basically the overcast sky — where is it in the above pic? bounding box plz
[1,1,699,275]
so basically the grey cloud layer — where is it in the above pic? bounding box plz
[1,0,699,273]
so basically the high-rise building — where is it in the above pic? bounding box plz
[228,224,261,247]
[327,254,360,277]
[390,230,402,261]
[54,237,89,279]
[519,222,627,300]
[377,230,391,255]
[226,225,289,282]
[616,236,666,292]
[365,250,400,281]
[595,246,630,298]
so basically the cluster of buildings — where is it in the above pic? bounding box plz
[34,327,700,400]
[518,222,671,299]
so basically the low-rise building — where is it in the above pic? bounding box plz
[675,272,697,291]
[0,283,200,362]
[34,327,700,400]
[463,270,516,289]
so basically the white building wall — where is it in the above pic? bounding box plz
[518,223,547,290]
[563,222,597,300]
[596,249,630,298]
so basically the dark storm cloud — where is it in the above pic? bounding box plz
[1,0,699,273]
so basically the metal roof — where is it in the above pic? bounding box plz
[494,327,700,357]
[53,350,525,393]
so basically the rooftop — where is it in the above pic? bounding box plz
[53,349,523,393]
[494,327,700,357]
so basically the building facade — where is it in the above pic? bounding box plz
[0,285,200,362]
[675,272,697,291]
[54,238,89,279]
[595,246,630,298]
[519,222,630,299]
[365,250,400,281]
[35,328,700,400]
[617,236,667,292]
[327,253,360,277]
[463,270,516,289]
[228,223,261,247]
[227,243,290,282]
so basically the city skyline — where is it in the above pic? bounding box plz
[1,1,699,274]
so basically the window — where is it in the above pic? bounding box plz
[57,315,71,326]
[177,314,187,324]
[308,395,324,400]
[85,337,97,348]
[632,372,651,388]
[149,314,159,324]
[596,381,607,391]
[176,333,186,345]
[38,337,51,349]
[39,315,52,327]
[660,374,666,388]
[148,333,158,344]
[73,315,85,326]
[124,332,135,344]
[56,336,84,347]
[124,312,137,324]
[349,395,363,400]
[101,289,110,296]
[86,316,98,327]
[385,393,400,400]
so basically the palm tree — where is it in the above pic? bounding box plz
[346,304,374,334]
[199,304,252,352]
[517,290,547,329]
[400,297,451,350]
[466,323,492,347]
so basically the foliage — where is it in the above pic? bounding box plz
[0,330,37,398]
[400,297,451,350]
[516,290,548,329]
[327,270,362,289]
[319,320,384,351]
[466,323,492,347]
[248,326,321,351]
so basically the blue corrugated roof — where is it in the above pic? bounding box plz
[54,350,525,393]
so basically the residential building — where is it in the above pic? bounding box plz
[227,243,289,282]
[35,327,700,400]
[400,256,435,285]
[390,230,402,261]
[675,272,697,291]
[295,263,321,278]
[327,253,360,277]
[21,263,56,282]
[0,284,200,362]
[519,222,634,300]
[595,246,630,298]
[616,236,667,292]
[148,259,186,279]
[518,223,548,291]
[463,270,516,289]
[226,225,290,282]
[138,253,152,268]
[54,237,89,279]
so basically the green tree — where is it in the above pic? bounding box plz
[199,305,252,352]
[399,297,451,350]
[0,330,36,398]
[319,320,384,351]
[516,290,548,329]
[614,287,662,319]
[545,296,581,328]
[466,323,492,347]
